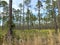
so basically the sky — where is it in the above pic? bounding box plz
[1,0,46,14]
[0,0,57,14]
[4,0,37,9]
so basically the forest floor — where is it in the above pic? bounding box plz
[0,29,60,45]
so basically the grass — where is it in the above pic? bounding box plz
[0,30,7,39]
[0,29,60,45]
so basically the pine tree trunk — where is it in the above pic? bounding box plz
[52,0,58,34]
[6,0,13,45]
[38,0,41,30]
[57,0,60,15]
[23,0,25,30]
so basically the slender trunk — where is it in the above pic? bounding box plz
[27,8,30,30]
[27,20,29,30]
[20,14,21,30]
[38,9,40,30]
[57,0,60,15]
[23,0,25,30]
[53,14,58,33]
[52,0,58,34]
[38,0,41,30]
[2,16,3,30]
[2,7,5,30]
[9,0,13,35]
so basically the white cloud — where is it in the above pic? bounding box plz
[12,5,19,9]
[32,9,38,14]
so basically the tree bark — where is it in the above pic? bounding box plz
[6,0,13,45]
[9,0,13,35]
[38,0,41,30]
[23,0,25,30]
[57,0,60,15]
[52,0,58,34]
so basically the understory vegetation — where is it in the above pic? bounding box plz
[0,29,60,45]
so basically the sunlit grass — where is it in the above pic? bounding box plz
[0,29,55,38]
[0,29,60,45]
[0,30,8,38]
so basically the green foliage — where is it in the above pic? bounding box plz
[36,0,42,8]
[0,30,7,39]
[0,1,8,7]
[12,29,55,39]
[24,0,31,6]
[46,0,51,4]
[26,9,30,21]
[0,29,57,44]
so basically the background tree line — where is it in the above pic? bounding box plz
[0,0,60,32]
